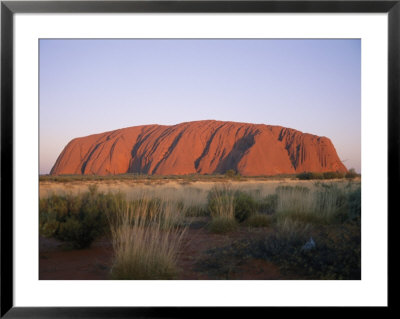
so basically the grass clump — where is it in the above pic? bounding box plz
[207,184,235,218]
[273,184,361,225]
[258,194,278,214]
[207,184,238,233]
[275,185,315,223]
[109,199,187,280]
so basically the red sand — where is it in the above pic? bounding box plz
[39,222,283,280]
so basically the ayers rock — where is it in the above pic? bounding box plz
[50,120,347,176]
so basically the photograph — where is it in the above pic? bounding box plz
[38,38,361,280]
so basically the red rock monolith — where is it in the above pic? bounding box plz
[50,120,347,176]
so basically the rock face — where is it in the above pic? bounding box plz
[50,120,347,176]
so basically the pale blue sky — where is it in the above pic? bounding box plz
[40,39,361,174]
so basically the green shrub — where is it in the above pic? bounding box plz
[301,223,361,279]
[297,171,346,180]
[39,219,60,238]
[312,172,324,179]
[337,172,346,179]
[268,219,313,253]
[208,217,238,234]
[58,216,101,249]
[39,188,126,248]
[345,168,359,179]
[233,191,257,222]
[39,195,70,237]
[225,169,237,178]
[323,171,345,179]
[297,172,324,180]
[253,220,360,279]
[297,172,313,180]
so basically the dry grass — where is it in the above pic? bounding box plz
[207,184,238,233]
[275,182,360,224]
[39,178,361,280]
[108,199,187,280]
[40,179,360,223]
[208,184,235,219]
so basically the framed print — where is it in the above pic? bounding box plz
[1,0,397,317]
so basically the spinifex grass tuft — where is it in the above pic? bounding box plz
[207,184,238,233]
[274,184,358,224]
[109,199,187,280]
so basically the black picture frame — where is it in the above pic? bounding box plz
[1,0,397,317]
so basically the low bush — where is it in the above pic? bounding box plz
[208,217,238,234]
[233,191,257,222]
[345,168,359,179]
[244,213,274,227]
[207,186,259,223]
[258,219,313,257]
[323,171,345,179]
[297,171,348,180]
[39,188,126,248]
[253,219,361,279]
[297,172,323,180]
[224,169,237,178]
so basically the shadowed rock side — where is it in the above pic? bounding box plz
[50,120,347,176]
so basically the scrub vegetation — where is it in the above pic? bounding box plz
[39,177,361,280]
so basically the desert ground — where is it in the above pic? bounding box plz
[39,176,361,280]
